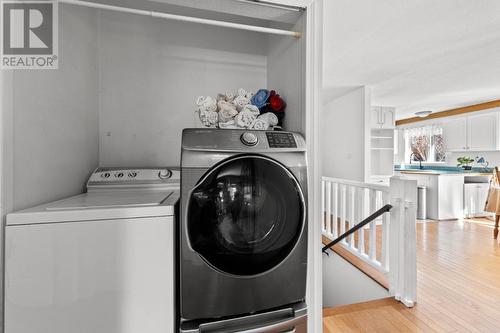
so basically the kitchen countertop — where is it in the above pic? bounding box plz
[396,169,491,176]
[394,164,492,176]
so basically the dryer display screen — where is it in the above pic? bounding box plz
[266,132,297,148]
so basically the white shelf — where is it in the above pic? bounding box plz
[370,148,394,150]
[371,136,393,139]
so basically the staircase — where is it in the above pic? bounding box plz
[322,176,418,308]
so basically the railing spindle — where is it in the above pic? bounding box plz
[332,183,338,238]
[340,184,346,241]
[321,179,326,233]
[357,187,365,254]
[326,181,332,237]
[382,190,390,270]
[348,186,355,247]
[369,189,377,261]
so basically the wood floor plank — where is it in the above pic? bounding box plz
[323,219,500,333]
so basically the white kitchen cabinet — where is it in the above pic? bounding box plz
[467,112,497,150]
[442,110,497,152]
[397,173,464,220]
[443,117,467,151]
[463,183,492,218]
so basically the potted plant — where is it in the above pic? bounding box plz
[457,156,474,170]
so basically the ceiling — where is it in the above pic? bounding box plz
[323,0,500,119]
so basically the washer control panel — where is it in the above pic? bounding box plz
[266,132,297,148]
[87,167,180,189]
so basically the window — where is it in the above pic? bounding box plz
[404,125,445,163]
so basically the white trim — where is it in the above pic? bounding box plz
[59,0,303,38]
[304,0,323,332]
[322,177,389,193]
[0,67,15,333]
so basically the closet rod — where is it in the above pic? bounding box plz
[59,0,302,38]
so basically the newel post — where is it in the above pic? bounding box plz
[389,176,417,307]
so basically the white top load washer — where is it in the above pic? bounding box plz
[5,167,179,333]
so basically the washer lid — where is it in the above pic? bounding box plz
[7,191,179,226]
[45,191,173,211]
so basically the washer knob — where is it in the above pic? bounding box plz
[101,172,111,179]
[158,169,172,180]
[241,132,258,146]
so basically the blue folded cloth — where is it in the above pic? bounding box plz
[251,89,270,109]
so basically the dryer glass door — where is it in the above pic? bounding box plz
[187,155,305,276]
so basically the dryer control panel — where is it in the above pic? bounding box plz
[182,128,306,152]
[266,132,297,148]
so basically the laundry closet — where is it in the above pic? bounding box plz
[0,0,322,331]
[2,0,314,211]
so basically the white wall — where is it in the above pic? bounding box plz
[395,128,406,164]
[321,86,368,181]
[7,5,100,211]
[1,6,99,330]
[267,16,305,133]
[97,11,267,167]
[323,253,389,308]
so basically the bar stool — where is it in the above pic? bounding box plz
[485,167,500,239]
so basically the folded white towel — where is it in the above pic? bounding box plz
[238,88,253,99]
[236,109,258,128]
[216,93,225,102]
[233,95,250,111]
[218,101,238,122]
[258,112,278,126]
[196,96,217,113]
[225,91,235,102]
[250,118,270,130]
[216,92,235,103]
[198,110,219,127]
[219,120,239,129]
[240,104,260,116]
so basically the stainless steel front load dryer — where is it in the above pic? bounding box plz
[179,128,308,332]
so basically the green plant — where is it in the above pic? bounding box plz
[457,156,474,167]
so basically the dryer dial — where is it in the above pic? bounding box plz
[241,132,258,146]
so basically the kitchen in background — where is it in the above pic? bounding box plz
[392,103,500,221]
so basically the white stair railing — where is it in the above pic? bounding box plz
[321,176,417,307]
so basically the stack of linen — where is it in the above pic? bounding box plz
[195,88,286,130]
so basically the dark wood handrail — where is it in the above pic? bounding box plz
[322,204,393,255]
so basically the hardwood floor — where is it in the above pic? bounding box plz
[323,218,500,332]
